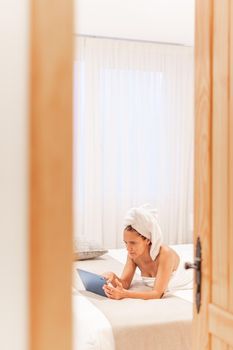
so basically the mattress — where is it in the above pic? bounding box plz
[72,244,194,350]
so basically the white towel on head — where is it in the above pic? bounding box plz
[124,204,163,261]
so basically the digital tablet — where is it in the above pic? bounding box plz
[77,268,107,297]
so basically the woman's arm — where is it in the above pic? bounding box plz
[102,254,136,292]
[104,283,163,300]
[104,250,174,300]
[119,255,137,289]
[150,249,174,297]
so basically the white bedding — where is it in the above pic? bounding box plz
[72,244,194,350]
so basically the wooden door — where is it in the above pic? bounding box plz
[29,0,73,349]
[194,0,233,349]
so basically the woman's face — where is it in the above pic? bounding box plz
[123,229,149,259]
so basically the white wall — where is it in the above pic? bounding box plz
[75,0,194,46]
[0,1,29,349]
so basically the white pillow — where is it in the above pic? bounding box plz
[73,237,108,261]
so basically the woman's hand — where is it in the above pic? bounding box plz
[101,271,118,287]
[103,279,128,300]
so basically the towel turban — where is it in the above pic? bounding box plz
[124,204,163,261]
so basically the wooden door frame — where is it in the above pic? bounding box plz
[29,0,221,349]
[29,0,73,349]
[193,0,212,349]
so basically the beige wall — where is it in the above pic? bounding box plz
[0,1,29,349]
[75,0,195,46]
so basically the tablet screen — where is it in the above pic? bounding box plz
[77,268,107,297]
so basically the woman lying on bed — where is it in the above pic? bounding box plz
[102,205,181,300]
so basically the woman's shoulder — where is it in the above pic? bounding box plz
[159,244,172,255]
[158,245,180,265]
[159,245,180,271]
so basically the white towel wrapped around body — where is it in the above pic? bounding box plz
[124,204,163,261]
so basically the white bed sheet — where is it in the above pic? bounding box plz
[73,293,115,350]
[73,244,194,350]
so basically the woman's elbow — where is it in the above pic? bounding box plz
[152,290,164,299]
[123,282,130,289]
[121,280,131,289]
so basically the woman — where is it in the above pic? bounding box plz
[103,205,180,300]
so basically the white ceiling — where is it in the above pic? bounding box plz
[75,0,195,46]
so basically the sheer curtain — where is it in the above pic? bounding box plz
[73,36,194,248]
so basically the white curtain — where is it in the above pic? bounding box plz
[73,36,194,248]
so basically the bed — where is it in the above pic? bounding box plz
[72,244,194,350]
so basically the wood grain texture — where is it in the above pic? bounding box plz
[193,1,212,349]
[212,0,229,310]
[209,304,233,347]
[211,335,228,350]
[195,1,233,349]
[29,0,73,349]
[229,0,233,315]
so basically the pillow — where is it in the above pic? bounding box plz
[73,237,108,261]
